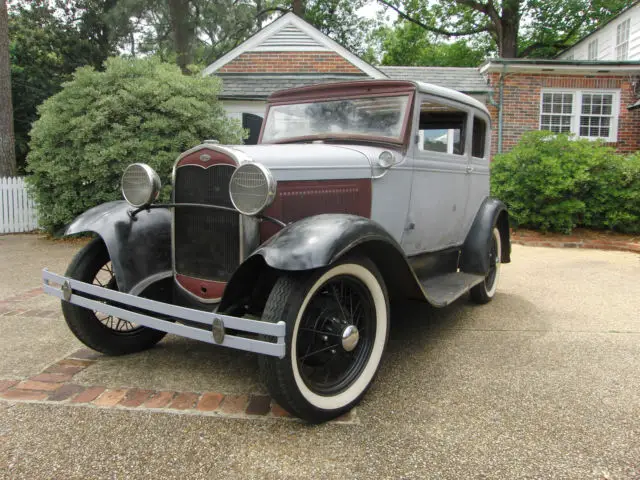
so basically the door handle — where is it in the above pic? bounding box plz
[466,165,474,173]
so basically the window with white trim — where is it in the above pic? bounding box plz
[588,39,598,60]
[540,90,619,142]
[616,19,630,60]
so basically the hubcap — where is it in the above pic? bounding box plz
[341,325,359,352]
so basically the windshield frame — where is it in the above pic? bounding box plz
[259,89,416,148]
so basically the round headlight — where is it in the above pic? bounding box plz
[229,163,276,216]
[121,163,161,208]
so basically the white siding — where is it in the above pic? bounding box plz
[252,25,329,52]
[558,5,640,60]
[222,100,267,122]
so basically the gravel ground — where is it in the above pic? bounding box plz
[1,234,639,479]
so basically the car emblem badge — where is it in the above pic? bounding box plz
[200,154,211,163]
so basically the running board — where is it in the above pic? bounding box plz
[420,272,485,308]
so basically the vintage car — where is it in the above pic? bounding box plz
[42,80,511,422]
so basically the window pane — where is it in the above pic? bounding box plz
[540,92,573,134]
[472,116,487,158]
[419,100,467,155]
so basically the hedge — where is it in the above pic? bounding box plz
[26,56,244,235]
[491,131,640,234]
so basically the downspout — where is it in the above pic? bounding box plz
[487,64,507,154]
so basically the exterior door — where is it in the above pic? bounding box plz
[401,95,471,255]
[465,113,492,234]
[242,113,263,145]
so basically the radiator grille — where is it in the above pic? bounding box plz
[174,164,239,281]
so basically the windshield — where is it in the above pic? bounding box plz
[262,95,410,143]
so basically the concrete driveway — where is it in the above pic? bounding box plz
[1,234,639,479]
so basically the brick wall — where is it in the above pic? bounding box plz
[486,72,640,156]
[218,52,363,74]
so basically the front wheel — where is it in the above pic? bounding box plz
[259,257,389,423]
[61,237,166,355]
[470,227,502,304]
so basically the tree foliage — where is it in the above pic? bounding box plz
[111,0,375,70]
[491,132,640,234]
[377,0,630,58]
[8,0,118,171]
[379,22,488,67]
[26,57,244,234]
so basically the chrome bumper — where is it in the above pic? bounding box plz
[42,269,286,358]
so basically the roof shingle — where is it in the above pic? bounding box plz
[217,74,369,99]
[378,66,489,93]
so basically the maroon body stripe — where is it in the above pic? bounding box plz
[175,274,227,301]
[260,179,372,243]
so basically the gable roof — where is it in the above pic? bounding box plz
[379,66,489,93]
[217,74,367,100]
[555,1,640,58]
[203,12,386,79]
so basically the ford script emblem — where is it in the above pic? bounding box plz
[200,154,211,163]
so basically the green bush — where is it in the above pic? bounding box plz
[491,131,640,233]
[26,56,244,234]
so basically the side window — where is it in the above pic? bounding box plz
[472,116,487,158]
[418,99,466,155]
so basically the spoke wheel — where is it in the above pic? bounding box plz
[296,276,376,396]
[92,261,140,333]
[61,237,166,355]
[259,256,389,423]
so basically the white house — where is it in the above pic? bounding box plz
[558,1,640,61]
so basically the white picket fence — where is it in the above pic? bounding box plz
[0,177,39,233]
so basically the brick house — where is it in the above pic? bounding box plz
[205,10,640,154]
[203,13,490,144]
[480,59,640,156]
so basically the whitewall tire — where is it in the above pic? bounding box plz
[470,227,502,304]
[259,256,389,423]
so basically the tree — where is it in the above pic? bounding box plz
[379,22,488,67]
[26,57,244,234]
[8,0,117,172]
[377,0,630,58]
[111,0,260,69]
[0,0,15,177]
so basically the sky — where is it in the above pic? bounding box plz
[357,0,398,22]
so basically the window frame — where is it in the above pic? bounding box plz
[539,88,620,142]
[415,95,469,160]
[588,39,598,60]
[616,19,630,60]
[471,115,488,159]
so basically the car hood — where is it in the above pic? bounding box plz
[228,144,396,181]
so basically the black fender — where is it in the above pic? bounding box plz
[460,197,511,275]
[219,214,424,313]
[65,201,172,294]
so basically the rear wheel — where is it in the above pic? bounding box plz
[470,227,502,304]
[61,237,166,355]
[259,256,389,423]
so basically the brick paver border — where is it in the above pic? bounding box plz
[511,229,639,253]
[0,347,357,424]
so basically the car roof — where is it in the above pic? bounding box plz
[414,81,490,116]
[267,79,490,117]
